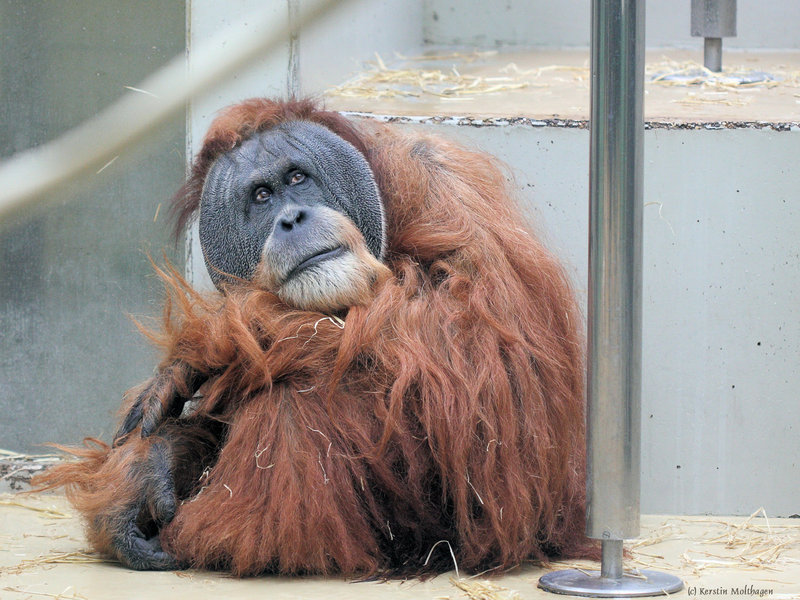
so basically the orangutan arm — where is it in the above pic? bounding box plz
[104,436,184,570]
[114,362,208,445]
[35,417,223,571]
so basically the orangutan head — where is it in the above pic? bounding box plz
[197,120,388,312]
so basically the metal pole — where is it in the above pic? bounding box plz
[691,0,737,72]
[703,38,723,72]
[539,0,682,595]
[585,0,644,548]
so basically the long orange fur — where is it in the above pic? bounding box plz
[36,99,592,577]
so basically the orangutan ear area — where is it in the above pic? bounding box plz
[35,97,594,577]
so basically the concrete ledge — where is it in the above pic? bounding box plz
[324,48,800,125]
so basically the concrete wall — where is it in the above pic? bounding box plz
[0,1,186,452]
[423,0,800,49]
[640,128,799,516]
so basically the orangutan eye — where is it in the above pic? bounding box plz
[288,170,306,185]
[253,187,271,203]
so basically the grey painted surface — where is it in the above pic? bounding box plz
[424,0,800,49]
[297,0,424,95]
[0,2,186,452]
[639,128,799,517]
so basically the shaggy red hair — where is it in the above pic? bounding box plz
[37,98,591,576]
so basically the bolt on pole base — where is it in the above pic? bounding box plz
[538,540,683,597]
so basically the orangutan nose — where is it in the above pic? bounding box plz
[275,206,308,235]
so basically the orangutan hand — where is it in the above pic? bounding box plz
[113,362,206,445]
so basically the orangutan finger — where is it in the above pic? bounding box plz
[113,400,143,447]
[116,527,183,571]
[145,440,178,526]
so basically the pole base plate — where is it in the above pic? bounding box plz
[538,568,683,598]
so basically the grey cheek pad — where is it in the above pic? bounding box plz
[198,155,264,285]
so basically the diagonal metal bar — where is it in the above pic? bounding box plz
[0,0,346,220]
